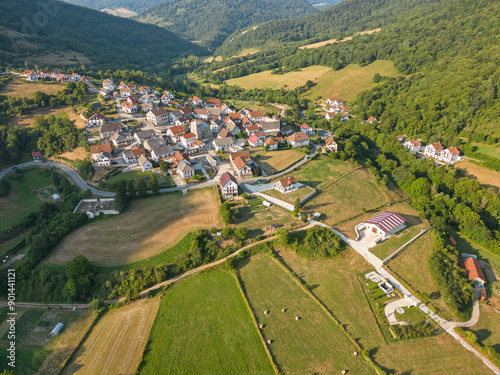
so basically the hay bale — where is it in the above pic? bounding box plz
[295,316,300,320]
[282,308,286,312]
[353,351,358,356]
[264,310,269,315]
[267,340,272,344]
[341,370,347,375]
[259,324,264,329]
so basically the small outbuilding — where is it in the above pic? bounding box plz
[51,322,65,336]
[52,193,62,201]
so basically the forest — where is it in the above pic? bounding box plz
[136,0,318,49]
[0,0,204,70]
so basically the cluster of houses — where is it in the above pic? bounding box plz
[21,70,91,85]
[325,98,350,122]
[400,136,461,164]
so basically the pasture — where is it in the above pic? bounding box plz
[0,78,63,98]
[469,305,500,353]
[139,271,274,375]
[63,299,159,375]
[299,28,381,49]
[277,248,493,374]
[46,188,222,266]
[262,185,316,205]
[239,254,375,374]
[252,148,305,175]
[456,159,500,190]
[0,168,55,231]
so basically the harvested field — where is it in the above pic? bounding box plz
[53,147,89,161]
[140,271,274,375]
[8,106,86,129]
[46,188,223,266]
[0,79,63,98]
[277,248,493,375]
[456,159,500,190]
[63,299,159,375]
[252,148,305,175]
[239,254,375,374]
[299,28,381,49]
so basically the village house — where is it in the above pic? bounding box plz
[179,106,192,116]
[139,86,150,95]
[287,132,310,148]
[363,212,406,240]
[226,113,243,125]
[190,120,211,140]
[119,81,128,89]
[424,142,444,159]
[141,94,156,104]
[88,113,105,127]
[327,98,344,107]
[31,151,42,160]
[99,122,122,139]
[139,155,153,172]
[403,139,423,154]
[205,99,221,107]
[70,73,82,82]
[439,147,460,163]
[151,145,175,162]
[146,108,168,126]
[232,156,252,176]
[95,152,111,167]
[56,74,70,83]
[37,70,50,79]
[366,116,379,124]
[191,96,203,107]
[80,76,91,85]
[396,135,406,142]
[121,102,137,114]
[325,137,338,152]
[254,130,267,141]
[177,162,195,180]
[120,87,132,98]
[99,89,113,99]
[122,145,146,163]
[300,123,314,135]
[220,172,239,198]
[210,119,222,134]
[189,139,206,154]
[264,137,278,150]
[26,71,38,82]
[180,133,197,148]
[218,128,231,139]
[134,129,156,144]
[90,144,113,161]
[144,137,166,151]
[213,137,234,152]
[261,118,281,134]
[247,109,265,123]
[102,79,114,91]
[193,109,210,120]
[281,125,293,134]
[167,125,187,142]
[246,124,260,136]
[248,134,263,148]
[127,95,140,105]
[461,257,486,285]
[325,112,336,120]
[176,116,190,127]
[142,103,154,113]
[110,132,132,147]
[274,176,298,193]
[226,121,241,136]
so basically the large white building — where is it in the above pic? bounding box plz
[364,212,406,240]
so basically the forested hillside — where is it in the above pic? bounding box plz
[0,0,204,70]
[136,0,318,49]
[61,0,166,13]
[206,0,499,141]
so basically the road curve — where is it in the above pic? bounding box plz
[0,161,115,196]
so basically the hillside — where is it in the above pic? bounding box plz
[61,0,165,13]
[136,0,318,49]
[0,0,204,70]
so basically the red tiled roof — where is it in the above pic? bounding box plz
[31,151,42,158]
[365,212,406,234]
[287,132,309,142]
[461,258,486,282]
[446,147,460,155]
[220,171,237,187]
[90,144,112,154]
[248,134,259,144]
[276,176,297,188]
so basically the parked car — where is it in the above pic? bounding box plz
[111,161,118,165]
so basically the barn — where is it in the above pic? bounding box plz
[364,212,406,240]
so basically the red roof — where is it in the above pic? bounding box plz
[31,151,42,158]
[220,171,238,187]
[276,176,297,188]
[446,147,460,155]
[248,134,260,144]
[449,235,458,246]
[182,133,196,140]
[461,258,486,282]
[90,144,112,154]
[300,123,311,129]
[365,212,406,234]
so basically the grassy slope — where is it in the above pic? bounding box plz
[252,148,305,176]
[239,254,375,374]
[277,248,492,375]
[0,168,53,231]
[46,188,222,266]
[140,271,274,375]
[63,299,159,375]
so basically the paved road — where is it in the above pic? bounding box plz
[0,161,115,196]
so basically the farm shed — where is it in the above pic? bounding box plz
[51,322,65,336]
[364,212,406,240]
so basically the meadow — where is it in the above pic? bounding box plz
[63,299,159,375]
[139,271,274,375]
[456,159,500,190]
[8,106,86,129]
[469,305,500,353]
[276,248,493,374]
[0,168,55,231]
[239,254,375,374]
[46,188,222,266]
[298,28,382,49]
[370,226,425,261]
[262,185,316,205]
[0,78,63,98]
[252,148,305,176]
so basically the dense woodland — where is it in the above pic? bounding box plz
[0,0,204,70]
[136,0,318,49]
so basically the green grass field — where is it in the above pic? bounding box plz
[140,271,274,375]
[252,149,305,176]
[371,226,423,261]
[471,143,500,160]
[239,254,375,374]
[262,186,316,205]
[0,168,54,231]
[104,170,175,188]
[225,61,399,101]
[276,248,493,375]
[469,305,500,353]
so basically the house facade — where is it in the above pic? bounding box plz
[139,155,153,172]
[274,176,298,193]
[147,108,169,126]
[220,172,239,198]
[287,132,310,148]
[364,212,406,240]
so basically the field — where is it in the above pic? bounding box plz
[299,28,381,49]
[471,143,500,160]
[230,99,281,114]
[139,271,274,375]
[63,299,159,375]
[233,196,296,236]
[0,168,54,231]
[239,254,375,374]
[103,170,175,189]
[100,7,138,18]
[370,226,423,260]
[46,188,223,266]
[468,305,500,353]
[54,147,89,161]
[8,106,86,129]
[263,185,316,205]
[226,65,333,90]
[456,159,500,190]
[252,148,305,175]
[225,61,399,101]
[276,248,493,374]
[0,78,63,98]
[27,50,90,65]
[292,158,387,225]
